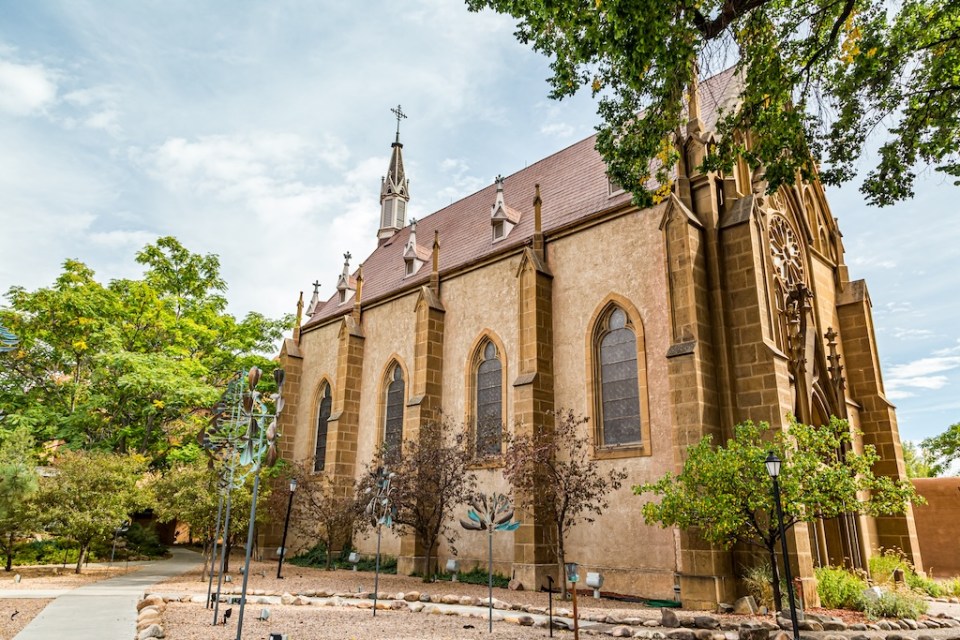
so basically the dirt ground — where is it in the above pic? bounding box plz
[0,599,52,640]
[0,563,140,591]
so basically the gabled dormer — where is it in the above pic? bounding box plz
[378,106,411,245]
[402,218,431,277]
[336,252,356,305]
[490,175,520,242]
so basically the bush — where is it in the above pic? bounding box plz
[815,566,867,610]
[906,572,943,598]
[943,577,960,598]
[434,566,510,588]
[12,539,94,566]
[742,563,786,610]
[289,543,397,573]
[863,587,928,620]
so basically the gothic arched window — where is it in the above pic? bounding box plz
[383,363,405,457]
[313,382,332,472]
[595,306,643,447]
[475,341,503,457]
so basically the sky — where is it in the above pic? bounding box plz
[1,1,958,446]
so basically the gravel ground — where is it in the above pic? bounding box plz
[163,601,567,640]
[156,559,659,616]
[0,599,53,640]
[0,563,140,591]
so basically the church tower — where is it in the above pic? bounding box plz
[378,105,410,245]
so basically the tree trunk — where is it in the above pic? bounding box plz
[325,533,334,570]
[768,545,784,614]
[75,544,88,574]
[200,539,210,581]
[141,413,154,453]
[557,526,568,599]
[5,533,13,571]
[223,538,231,573]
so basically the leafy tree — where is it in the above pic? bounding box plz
[36,450,149,573]
[922,422,960,476]
[635,417,921,611]
[0,425,39,571]
[502,410,627,597]
[902,440,940,478]
[358,417,477,581]
[0,237,287,461]
[269,460,366,570]
[466,0,960,207]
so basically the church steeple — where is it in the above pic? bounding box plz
[378,105,411,245]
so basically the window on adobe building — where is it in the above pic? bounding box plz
[383,364,405,458]
[313,382,332,472]
[594,305,643,447]
[474,341,503,457]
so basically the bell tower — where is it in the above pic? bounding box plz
[378,104,411,245]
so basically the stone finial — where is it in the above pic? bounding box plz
[306,280,321,317]
[355,264,364,304]
[533,183,542,234]
[430,230,440,294]
[293,291,304,343]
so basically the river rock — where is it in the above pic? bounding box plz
[137,624,164,640]
[733,596,759,615]
[662,608,681,628]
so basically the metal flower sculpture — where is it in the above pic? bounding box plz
[0,324,19,353]
[460,492,521,632]
[198,367,285,639]
[364,466,396,616]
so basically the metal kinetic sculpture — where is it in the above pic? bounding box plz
[460,492,521,632]
[198,367,285,640]
[364,466,395,617]
[0,324,19,353]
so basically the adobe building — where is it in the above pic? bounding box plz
[273,68,922,608]
[911,478,960,578]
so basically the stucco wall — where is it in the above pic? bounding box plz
[912,478,960,577]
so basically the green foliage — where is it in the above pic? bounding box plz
[289,543,398,573]
[465,0,960,207]
[868,548,942,597]
[35,450,149,573]
[636,417,921,551]
[11,539,91,567]
[0,424,39,570]
[118,522,167,559]
[902,441,940,478]
[815,566,867,610]
[863,588,928,620]
[906,572,943,598]
[435,566,511,588]
[635,416,921,611]
[741,563,785,610]
[0,236,287,462]
[943,577,960,598]
[922,422,960,476]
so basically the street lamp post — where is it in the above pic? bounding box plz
[277,477,298,579]
[765,451,800,640]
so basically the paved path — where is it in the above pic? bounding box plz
[11,547,201,640]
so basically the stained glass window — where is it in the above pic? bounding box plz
[476,342,502,457]
[598,307,641,446]
[384,365,405,457]
[314,383,332,472]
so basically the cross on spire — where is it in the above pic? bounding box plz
[344,251,352,263]
[311,280,321,293]
[391,104,407,142]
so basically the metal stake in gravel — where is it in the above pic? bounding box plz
[364,466,395,617]
[459,492,521,632]
[235,366,286,640]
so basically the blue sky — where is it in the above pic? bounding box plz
[1,1,958,445]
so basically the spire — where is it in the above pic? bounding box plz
[336,252,356,305]
[306,280,321,317]
[687,61,703,137]
[293,291,304,343]
[533,183,544,259]
[378,105,411,245]
[352,264,364,323]
[430,230,440,294]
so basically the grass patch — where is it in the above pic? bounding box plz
[434,566,510,589]
[863,587,928,620]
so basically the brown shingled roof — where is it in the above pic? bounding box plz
[304,66,741,329]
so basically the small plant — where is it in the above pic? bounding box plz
[863,587,928,620]
[815,566,867,610]
[943,577,960,598]
[434,566,510,588]
[868,547,941,597]
[289,543,397,573]
[906,572,943,598]
[741,563,786,610]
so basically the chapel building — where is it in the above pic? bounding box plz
[274,68,922,608]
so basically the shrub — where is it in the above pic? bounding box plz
[741,563,786,610]
[815,566,867,610]
[434,566,510,588]
[289,543,397,573]
[863,587,928,620]
[943,577,960,598]
[12,539,94,566]
[906,572,943,598]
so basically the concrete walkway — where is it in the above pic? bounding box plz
[11,547,201,640]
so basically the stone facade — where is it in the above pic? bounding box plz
[273,70,921,607]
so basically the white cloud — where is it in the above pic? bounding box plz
[850,255,897,269]
[890,327,934,340]
[0,58,57,115]
[885,352,960,397]
[87,229,156,249]
[540,122,575,138]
